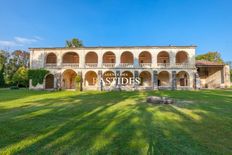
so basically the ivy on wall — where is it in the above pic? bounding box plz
[28,69,49,86]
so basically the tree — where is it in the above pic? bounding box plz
[75,74,83,91]
[0,50,7,87]
[0,66,4,87]
[4,50,30,85]
[196,52,223,63]
[66,38,83,48]
[230,70,232,82]
[12,67,28,87]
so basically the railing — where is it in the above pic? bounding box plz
[175,63,194,68]
[103,63,115,68]
[45,63,57,68]
[119,63,134,68]
[140,63,152,68]
[85,63,98,68]
[177,86,191,90]
[157,63,170,68]
[158,86,171,90]
[46,62,195,69]
[156,63,195,68]
[62,63,79,68]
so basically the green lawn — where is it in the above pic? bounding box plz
[0,89,231,155]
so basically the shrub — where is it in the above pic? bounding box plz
[10,86,19,89]
[28,69,49,86]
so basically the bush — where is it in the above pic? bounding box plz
[75,75,82,91]
[28,69,49,86]
[10,86,19,89]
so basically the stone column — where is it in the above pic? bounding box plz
[134,70,139,89]
[152,49,157,68]
[170,50,176,67]
[78,71,83,91]
[98,70,103,91]
[116,70,120,89]
[79,50,85,68]
[57,50,62,67]
[42,49,45,68]
[98,50,103,68]
[172,71,177,90]
[54,73,61,90]
[115,49,121,68]
[153,70,158,90]
[133,49,140,68]
[195,72,200,90]
[221,67,225,84]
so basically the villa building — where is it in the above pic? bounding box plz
[29,46,230,90]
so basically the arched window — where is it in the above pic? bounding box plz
[45,74,54,89]
[85,71,98,86]
[63,52,79,63]
[158,71,170,86]
[62,69,77,89]
[85,52,98,63]
[46,53,57,64]
[176,51,188,63]
[177,71,190,86]
[139,71,152,86]
[157,51,169,63]
[121,51,134,63]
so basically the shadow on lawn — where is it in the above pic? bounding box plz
[0,90,231,154]
[0,89,49,103]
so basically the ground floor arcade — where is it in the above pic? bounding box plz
[30,68,196,91]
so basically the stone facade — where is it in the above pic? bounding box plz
[196,61,231,88]
[29,46,199,90]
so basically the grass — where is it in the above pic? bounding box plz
[0,89,231,155]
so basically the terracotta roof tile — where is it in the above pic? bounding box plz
[196,60,224,66]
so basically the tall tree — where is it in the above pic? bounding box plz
[0,50,7,87]
[196,52,223,63]
[230,70,232,82]
[65,38,83,48]
[4,50,29,85]
[0,66,4,87]
[12,66,28,87]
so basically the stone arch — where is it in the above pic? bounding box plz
[62,52,79,63]
[46,53,57,64]
[177,71,190,86]
[120,51,134,63]
[103,51,116,63]
[158,71,170,86]
[103,71,116,86]
[157,51,170,63]
[121,71,133,86]
[139,71,152,86]
[139,51,152,63]
[62,69,77,89]
[176,51,188,63]
[85,52,98,63]
[85,71,98,86]
[45,74,54,89]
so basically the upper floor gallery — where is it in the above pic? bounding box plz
[29,46,196,69]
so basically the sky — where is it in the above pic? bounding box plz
[0,0,231,61]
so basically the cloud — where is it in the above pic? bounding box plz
[0,40,18,47]
[14,37,37,44]
[0,36,42,48]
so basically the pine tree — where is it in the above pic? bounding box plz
[0,66,5,87]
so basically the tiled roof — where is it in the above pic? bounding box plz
[196,60,224,66]
[29,45,197,50]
